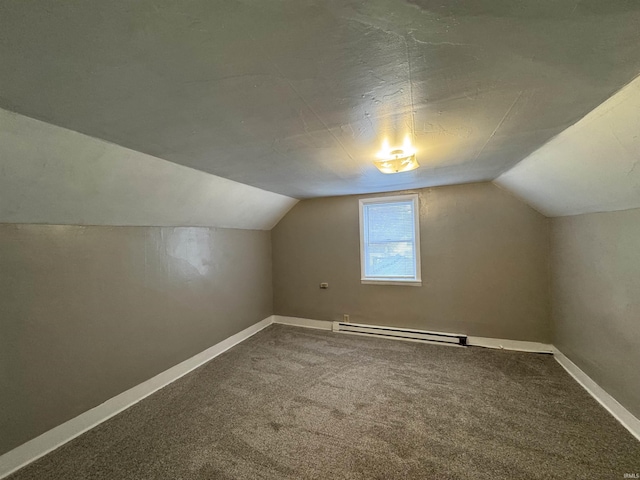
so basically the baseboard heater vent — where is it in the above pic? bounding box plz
[332,322,467,346]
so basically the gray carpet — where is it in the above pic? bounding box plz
[8,325,640,479]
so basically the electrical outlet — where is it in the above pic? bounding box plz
[319,282,329,289]
[343,314,349,322]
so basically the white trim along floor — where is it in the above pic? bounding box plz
[1,315,637,478]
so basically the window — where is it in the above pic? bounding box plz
[359,194,421,286]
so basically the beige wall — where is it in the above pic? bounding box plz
[0,224,272,455]
[551,208,640,419]
[272,182,551,342]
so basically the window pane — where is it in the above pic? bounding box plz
[363,199,417,279]
[365,241,415,277]
[365,202,414,243]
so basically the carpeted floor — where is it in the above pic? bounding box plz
[8,325,640,479]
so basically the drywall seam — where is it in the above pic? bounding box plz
[491,181,549,218]
[552,347,640,443]
[0,316,275,479]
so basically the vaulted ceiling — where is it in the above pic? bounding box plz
[1,0,640,198]
[0,108,297,230]
[495,74,640,217]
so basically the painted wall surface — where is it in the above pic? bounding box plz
[0,108,297,230]
[272,182,550,342]
[0,224,272,455]
[552,208,640,419]
[495,75,640,217]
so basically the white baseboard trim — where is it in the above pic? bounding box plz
[467,336,553,354]
[272,315,332,330]
[273,316,554,354]
[552,347,640,442]
[4,316,637,478]
[277,317,639,442]
[0,315,275,479]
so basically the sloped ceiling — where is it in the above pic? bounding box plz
[0,108,297,230]
[495,75,640,217]
[1,1,640,198]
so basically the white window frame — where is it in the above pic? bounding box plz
[359,193,422,286]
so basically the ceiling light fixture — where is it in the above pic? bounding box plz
[374,136,420,174]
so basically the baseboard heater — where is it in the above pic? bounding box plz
[332,322,467,346]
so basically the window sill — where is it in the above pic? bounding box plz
[361,279,422,287]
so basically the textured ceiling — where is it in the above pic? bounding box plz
[495,74,640,217]
[1,0,639,198]
[0,108,297,229]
